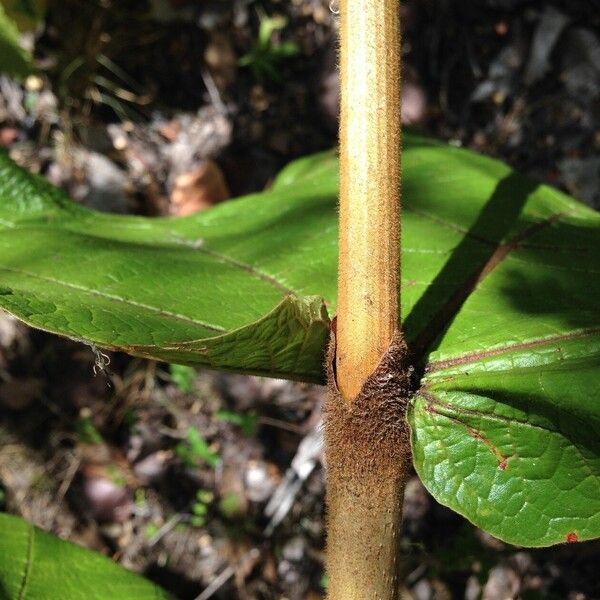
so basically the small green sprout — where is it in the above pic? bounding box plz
[218,492,242,519]
[134,488,147,508]
[215,409,259,437]
[106,464,126,487]
[143,523,159,540]
[75,411,103,445]
[176,427,220,469]
[191,489,214,527]
[169,363,196,393]
[238,10,300,82]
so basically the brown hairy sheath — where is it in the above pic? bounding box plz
[324,330,413,600]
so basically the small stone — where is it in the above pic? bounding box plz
[244,460,278,503]
[84,475,133,523]
[282,536,306,562]
[465,575,482,600]
[411,578,432,600]
[0,127,18,147]
[24,75,44,92]
[402,476,430,522]
[133,451,170,484]
[482,565,521,600]
[79,151,129,213]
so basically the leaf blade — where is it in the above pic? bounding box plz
[0,513,171,599]
[410,334,600,546]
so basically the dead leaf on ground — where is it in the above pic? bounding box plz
[170,160,231,215]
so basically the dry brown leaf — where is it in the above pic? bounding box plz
[170,160,231,215]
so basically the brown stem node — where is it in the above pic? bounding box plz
[325,331,412,600]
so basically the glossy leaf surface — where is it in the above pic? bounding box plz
[0,513,170,599]
[0,149,336,382]
[0,134,598,546]
[403,146,600,546]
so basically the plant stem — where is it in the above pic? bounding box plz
[325,2,406,599]
[325,336,410,600]
[336,0,402,402]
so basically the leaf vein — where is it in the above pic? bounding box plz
[427,327,600,372]
[17,522,34,600]
[0,266,227,334]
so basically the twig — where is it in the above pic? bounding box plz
[201,69,227,115]
[194,548,260,600]
[147,513,183,547]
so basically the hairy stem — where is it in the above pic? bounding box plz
[326,450,407,600]
[336,0,402,402]
[326,1,406,598]
[325,335,410,600]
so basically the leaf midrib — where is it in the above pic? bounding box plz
[417,390,599,443]
[415,211,574,364]
[17,522,34,600]
[426,327,600,373]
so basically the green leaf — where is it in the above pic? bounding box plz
[0,513,171,599]
[258,14,287,48]
[216,409,259,437]
[0,3,34,78]
[402,141,600,547]
[0,149,333,382]
[239,11,298,81]
[176,427,220,469]
[75,414,104,445]
[169,363,196,393]
[218,492,242,519]
[0,133,598,547]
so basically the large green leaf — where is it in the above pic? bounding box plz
[0,133,598,547]
[402,144,600,546]
[0,149,336,382]
[0,513,170,599]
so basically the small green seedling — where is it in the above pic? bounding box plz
[135,488,147,508]
[75,411,104,445]
[215,409,259,437]
[190,489,213,527]
[169,363,196,393]
[176,427,220,469]
[238,10,300,82]
[218,492,242,519]
[143,522,159,540]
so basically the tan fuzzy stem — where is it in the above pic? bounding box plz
[325,334,411,600]
[336,0,402,401]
